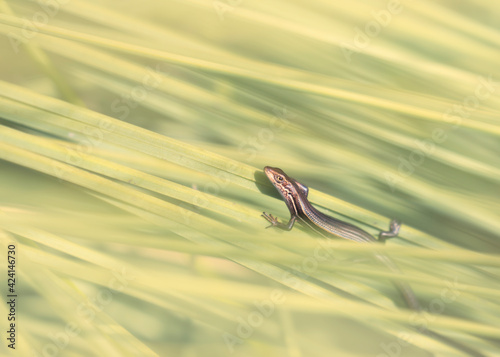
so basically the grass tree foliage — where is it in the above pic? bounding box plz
[0,1,499,356]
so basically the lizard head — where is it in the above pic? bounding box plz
[264,166,299,204]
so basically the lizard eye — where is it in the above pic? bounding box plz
[276,175,284,182]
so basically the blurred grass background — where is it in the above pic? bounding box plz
[0,0,499,356]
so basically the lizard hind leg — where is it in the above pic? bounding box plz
[378,219,401,243]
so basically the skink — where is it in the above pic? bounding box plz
[261,166,418,310]
[261,166,486,357]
